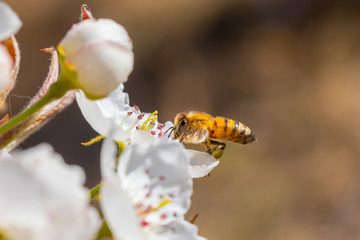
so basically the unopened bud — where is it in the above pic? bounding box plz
[59,18,134,99]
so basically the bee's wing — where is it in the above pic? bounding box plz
[180,122,209,144]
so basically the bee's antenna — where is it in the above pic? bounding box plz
[165,127,174,138]
[165,127,173,133]
[169,128,174,138]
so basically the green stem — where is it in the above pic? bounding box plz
[97,220,112,239]
[89,183,101,199]
[0,80,71,136]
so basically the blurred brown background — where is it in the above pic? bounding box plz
[6,0,360,239]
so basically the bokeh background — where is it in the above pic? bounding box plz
[5,0,360,239]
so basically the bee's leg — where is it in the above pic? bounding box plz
[203,139,226,159]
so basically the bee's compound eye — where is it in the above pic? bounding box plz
[180,119,187,126]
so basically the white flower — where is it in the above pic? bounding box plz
[0,144,100,240]
[76,85,219,178]
[0,44,12,95]
[100,135,206,240]
[0,1,22,41]
[59,18,134,99]
[0,1,22,108]
[76,84,170,143]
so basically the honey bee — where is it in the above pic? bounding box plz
[169,112,256,158]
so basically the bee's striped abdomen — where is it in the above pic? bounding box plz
[209,117,256,144]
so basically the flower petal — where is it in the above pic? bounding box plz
[0,2,22,41]
[70,41,134,97]
[60,18,132,59]
[186,150,219,178]
[118,139,193,213]
[0,44,12,98]
[157,220,207,240]
[76,84,130,141]
[100,134,147,240]
[0,144,100,240]
[101,178,147,240]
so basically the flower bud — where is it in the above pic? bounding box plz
[0,2,22,41]
[59,18,134,99]
[0,2,22,108]
[0,45,12,101]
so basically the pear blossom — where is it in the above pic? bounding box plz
[100,135,206,240]
[0,1,22,108]
[0,44,12,93]
[59,18,134,99]
[0,144,100,240]
[76,85,219,178]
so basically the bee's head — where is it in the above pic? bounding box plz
[173,112,188,139]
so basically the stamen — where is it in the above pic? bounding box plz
[137,199,171,217]
[125,118,141,136]
[134,203,143,209]
[0,114,9,125]
[134,105,140,111]
[152,199,171,212]
[138,113,145,120]
[140,111,158,131]
[189,213,199,224]
[80,4,93,20]
[119,110,135,128]
[81,135,105,146]
[141,221,150,227]
[146,175,165,187]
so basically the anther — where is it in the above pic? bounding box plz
[141,221,150,227]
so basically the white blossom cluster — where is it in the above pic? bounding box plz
[0,2,220,240]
